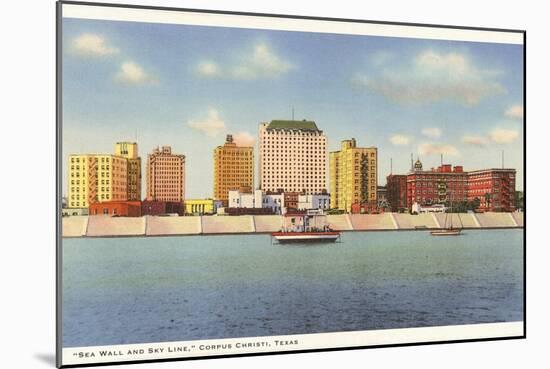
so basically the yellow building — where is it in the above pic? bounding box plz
[329,138,377,212]
[68,154,128,208]
[115,142,142,201]
[184,199,217,215]
[213,134,254,205]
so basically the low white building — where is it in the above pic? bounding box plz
[262,192,284,214]
[228,189,263,209]
[412,202,447,214]
[228,189,284,214]
[228,190,329,215]
[297,194,330,211]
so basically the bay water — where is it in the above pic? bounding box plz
[62,229,523,347]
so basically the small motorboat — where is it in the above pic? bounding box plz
[271,210,340,244]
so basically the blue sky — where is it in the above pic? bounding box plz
[62,18,524,198]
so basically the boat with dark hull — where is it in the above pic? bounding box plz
[272,231,341,243]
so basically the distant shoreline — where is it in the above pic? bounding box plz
[62,226,524,239]
[62,212,524,238]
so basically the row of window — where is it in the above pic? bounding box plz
[263,188,326,193]
[216,166,252,170]
[469,173,515,179]
[411,189,466,194]
[263,175,324,178]
[262,132,325,137]
[149,157,184,161]
[215,151,252,156]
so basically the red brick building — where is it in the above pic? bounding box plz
[406,160,468,208]
[89,201,142,217]
[387,158,517,212]
[386,174,408,211]
[467,168,516,212]
[141,200,184,216]
[351,201,382,214]
[283,192,299,210]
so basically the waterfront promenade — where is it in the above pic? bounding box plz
[62,212,524,237]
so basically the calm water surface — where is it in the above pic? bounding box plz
[62,230,523,347]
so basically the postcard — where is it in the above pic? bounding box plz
[57,1,525,367]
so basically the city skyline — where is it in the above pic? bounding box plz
[62,18,524,198]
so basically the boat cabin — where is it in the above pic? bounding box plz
[282,210,331,233]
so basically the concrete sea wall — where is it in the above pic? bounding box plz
[393,213,438,229]
[145,216,201,236]
[86,216,146,237]
[61,216,88,237]
[349,214,397,230]
[62,212,524,238]
[201,215,255,234]
[326,214,353,231]
[253,215,283,233]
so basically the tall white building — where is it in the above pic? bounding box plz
[259,119,327,194]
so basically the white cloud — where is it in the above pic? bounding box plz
[418,143,459,156]
[421,127,442,139]
[233,131,256,147]
[489,128,519,144]
[370,51,395,66]
[115,61,156,85]
[194,42,293,81]
[188,108,226,137]
[232,42,292,80]
[462,135,489,146]
[71,33,119,57]
[505,105,524,119]
[354,50,505,106]
[390,134,411,146]
[196,60,222,78]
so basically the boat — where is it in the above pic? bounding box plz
[271,231,341,243]
[271,210,340,243]
[430,202,463,236]
[430,228,462,236]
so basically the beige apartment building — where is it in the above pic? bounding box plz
[115,142,141,201]
[213,134,254,205]
[67,154,128,208]
[330,138,377,212]
[259,119,327,194]
[146,146,185,202]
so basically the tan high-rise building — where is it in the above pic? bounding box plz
[115,142,142,201]
[213,134,254,205]
[67,154,128,208]
[259,119,327,194]
[330,138,377,212]
[146,146,185,202]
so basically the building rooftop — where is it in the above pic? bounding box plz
[468,168,516,174]
[267,119,319,131]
